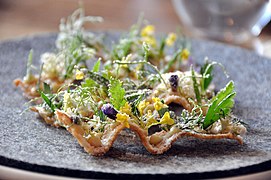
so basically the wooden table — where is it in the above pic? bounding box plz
[0,0,270,57]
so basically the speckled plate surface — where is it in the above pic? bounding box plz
[1,33,271,179]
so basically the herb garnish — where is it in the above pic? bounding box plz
[203,81,236,129]
[191,65,201,104]
[15,7,247,156]
[109,78,127,110]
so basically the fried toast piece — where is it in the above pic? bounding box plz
[56,110,125,156]
[44,110,243,156]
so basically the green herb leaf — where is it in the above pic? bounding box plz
[158,107,168,117]
[92,58,101,72]
[142,42,150,62]
[203,81,236,129]
[200,59,229,91]
[112,39,132,59]
[63,37,96,79]
[43,82,51,94]
[109,78,127,110]
[40,91,55,113]
[191,66,201,104]
[200,61,213,91]
[87,71,109,87]
[24,49,35,83]
[113,60,167,88]
[162,48,182,73]
[130,96,142,118]
[98,110,107,121]
[158,38,166,58]
[82,78,98,88]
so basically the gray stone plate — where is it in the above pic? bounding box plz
[1,33,271,179]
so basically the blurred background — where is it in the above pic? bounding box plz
[0,0,270,57]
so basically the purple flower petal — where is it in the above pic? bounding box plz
[169,74,178,92]
[101,103,118,120]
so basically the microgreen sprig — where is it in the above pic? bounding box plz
[113,60,167,88]
[200,58,229,92]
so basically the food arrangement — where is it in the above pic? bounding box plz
[14,8,246,156]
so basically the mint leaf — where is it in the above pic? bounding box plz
[109,78,127,110]
[203,81,236,129]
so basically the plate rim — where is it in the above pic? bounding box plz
[1,155,271,179]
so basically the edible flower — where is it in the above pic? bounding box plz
[169,74,179,92]
[141,25,155,37]
[120,102,132,115]
[152,97,168,111]
[145,110,158,129]
[75,69,84,80]
[101,103,118,120]
[63,92,73,112]
[166,33,177,46]
[141,25,157,47]
[180,48,190,60]
[160,112,174,126]
[143,36,157,47]
[138,100,150,115]
[116,113,130,128]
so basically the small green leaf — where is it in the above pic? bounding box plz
[98,110,107,121]
[24,49,35,82]
[92,58,101,72]
[200,61,213,91]
[112,39,132,59]
[87,71,109,87]
[203,81,236,129]
[82,78,98,88]
[200,60,229,91]
[191,66,201,104]
[43,82,51,94]
[158,38,166,58]
[40,91,55,112]
[210,80,234,104]
[109,78,127,110]
[142,42,150,62]
[162,48,181,73]
[113,60,167,88]
[122,40,132,57]
[129,94,143,118]
[158,107,168,117]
